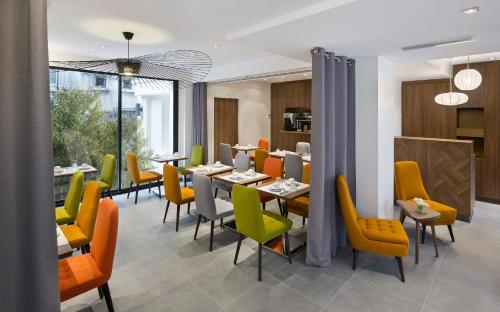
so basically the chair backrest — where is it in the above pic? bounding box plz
[336,175,365,248]
[100,154,116,187]
[394,161,430,200]
[193,173,217,220]
[91,198,118,282]
[263,157,283,181]
[254,149,269,173]
[190,145,204,167]
[232,184,265,242]
[258,138,269,151]
[296,142,310,155]
[76,181,101,241]
[163,164,182,204]
[302,163,311,184]
[284,153,303,181]
[126,152,140,183]
[234,153,250,170]
[64,171,84,220]
[219,143,233,166]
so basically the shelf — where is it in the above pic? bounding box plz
[456,128,484,138]
[280,130,311,135]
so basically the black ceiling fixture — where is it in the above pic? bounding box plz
[50,31,212,89]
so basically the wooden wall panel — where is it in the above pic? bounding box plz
[271,80,311,151]
[214,98,238,161]
[395,137,475,221]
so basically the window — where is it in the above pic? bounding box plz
[95,75,106,88]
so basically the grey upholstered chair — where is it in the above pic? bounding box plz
[296,142,311,155]
[193,174,234,251]
[219,143,233,166]
[214,153,250,198]
[284,153,303,181]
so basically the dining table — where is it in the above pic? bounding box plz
[232,145,259,154]
[148,154,188,163]
[213,170,270,186]
[54,165,97,177]
[57,225,73,258]
[185,164,234,177]
[269,150,311,163]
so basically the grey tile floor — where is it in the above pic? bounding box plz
[61,190,500,312]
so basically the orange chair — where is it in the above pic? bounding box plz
[260,157,284,214]
[61,181,101,251]
[59,198,119,311]
[254,149,269,173]
[126,152,163,204]
[251,138,269,161]
[286,163,310,225]
[163,164,196,232]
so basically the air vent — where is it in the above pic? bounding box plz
[401,36,476,51]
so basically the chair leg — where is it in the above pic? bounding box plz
[194,214,202,240]
[277,199,283,215]
[108,189,113,199]
[284,232,292,264]
[395,257,405,283]
[421,224,426,244]
[101,283,115,312]
[184,175,187,187]
[157,181,162,198]
[176,204,180,232]
[148,182,151,193]
[97,286,103,299]
[302,217,306,226]
[209,220,215,251]
[134,184,139,204]
[258,243,263,281]
[228,191,231,199]
[234,234,243,264]
[352,248,359,270]
[163,201,170,223]
[214,188,218,198]
[220,218,224,229]
[187,202,191,214]
[127,182,132,198]
[447,225,455,242]
[262,202,266,210]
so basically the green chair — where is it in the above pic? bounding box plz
[232,184,293,281]
[177,145,204,187]
[56,171,84,225]
[98,154,116,198]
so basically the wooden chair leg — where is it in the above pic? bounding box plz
[284,232,292,264]
[396,257,405,283]
[163,201,170,223]
[447,225,455,242]
[421,224,426,244]
[352,248,359,270]
[194,214,202,240]
[101,283,115,312]
[176,204,180,232]
[134,184,139,204]
[258,243,263,281]
[214,188,218,198]
[127,182,132,198]
[234,234,243,264]
[209,220,215,251]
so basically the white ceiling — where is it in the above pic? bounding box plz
[48,0,500,82]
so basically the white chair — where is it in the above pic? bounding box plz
[285,153,303,181]
[219,143,233,166]
[296,142,310,155]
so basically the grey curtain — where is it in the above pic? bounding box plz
[306,47,356,266]
[192,82,208,162]
[0,0,59,310]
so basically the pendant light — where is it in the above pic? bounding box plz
[435,58,468,106]
[454,56,482,90]
[117,32,141,76]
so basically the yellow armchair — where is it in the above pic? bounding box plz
[394,161,457,242]
[337,175,409,282]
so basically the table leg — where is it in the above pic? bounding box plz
[431,223,439,257]
[415,221,420,264]
[399,209,406,224]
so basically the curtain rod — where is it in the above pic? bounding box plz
[312,47,354,64]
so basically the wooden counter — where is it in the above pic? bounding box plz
[395,136,475,222]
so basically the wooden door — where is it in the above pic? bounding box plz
[214,98,238,161]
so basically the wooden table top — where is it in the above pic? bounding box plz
[253,180,310,200]
[269,151,311,163]
[148,155,189,163]
[54,165,97,177]
[232,145,259,152]
[57,225,72,256]
[185,164,234,177]
[213,171,270,186]
[396,200,440,222]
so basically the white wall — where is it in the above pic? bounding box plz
[355,56,401,218]
[178,86,193,157]
[207,81,271,163]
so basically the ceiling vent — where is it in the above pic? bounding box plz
[401,36,476,51]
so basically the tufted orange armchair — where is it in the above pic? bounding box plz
[337,174,409,282]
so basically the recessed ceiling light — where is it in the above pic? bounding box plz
[100,45,108,49]
[280,76,285,79]
[461,6,479,14]
[213,43,221,48]
[262,78,268,81]
[303,73,309,76]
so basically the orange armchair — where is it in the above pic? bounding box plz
[337,175,409,282]
[59,198,119,311]
[163,164,195,231]
[286,163,310,225]
[394,161,457,243]
[260,157,284,213]
[126,152,163,204]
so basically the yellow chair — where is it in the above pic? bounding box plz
[286,163,310,225]
[98,154,116,199]
[254,149,268,173]
[61,181,101,251]
[56,171,84,225]
[126,152,163,204]
[394,161,457,243]
[163,164,195,232]
[337,175,409,282]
